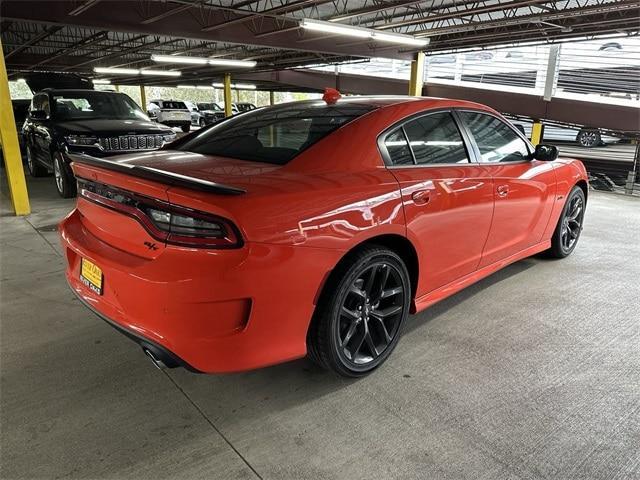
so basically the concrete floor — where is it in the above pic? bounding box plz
[1,175,639,480]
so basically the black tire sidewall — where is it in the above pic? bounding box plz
[54,151,77,198]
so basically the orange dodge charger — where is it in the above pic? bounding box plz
[60,93,588,377]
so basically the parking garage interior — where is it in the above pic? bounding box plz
[1,1,639,479]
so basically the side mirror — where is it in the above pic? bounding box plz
[534,143,559,161]
[29,109,48,120]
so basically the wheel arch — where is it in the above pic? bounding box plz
[317,234,420,306]
[575,179,588,202]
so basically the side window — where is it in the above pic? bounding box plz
[384,128,413,165]
[403,112,470,165]
[31,94,42,112]
[459,112,530,163]
[41,95,50,116]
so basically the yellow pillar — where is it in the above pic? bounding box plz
[235,89,240,103]
[269,91,275,105]
[114,84,120,92]
[408,51,425,96]
[531,121,544,145]
[223,73,232,117]
[139,85,146,109]
[0,38,30,215]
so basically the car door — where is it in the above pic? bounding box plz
[381,110,495,296]
[456,110,557,267]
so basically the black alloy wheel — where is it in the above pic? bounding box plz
[199,117,206,127]
[548,186,586,258]
[308,246,410,377]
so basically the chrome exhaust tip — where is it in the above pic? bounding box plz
[143,348,168,370]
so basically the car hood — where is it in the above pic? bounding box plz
[56,118,173,135]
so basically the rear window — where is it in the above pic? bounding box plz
[175,102,374,165]
[160,101,187,110]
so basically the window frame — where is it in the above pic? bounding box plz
[377,108,477,168]
[452,108,534,165]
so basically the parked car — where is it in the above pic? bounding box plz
[234,102,257,113]
[60,95,587,377]
[513,120,621,148]
[147,99,191,132]
[196,102,226,126]
[23,89,175,197]
[183,101,201,126]
[11,99,30,154]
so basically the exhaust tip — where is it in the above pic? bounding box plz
[143,348,168,370]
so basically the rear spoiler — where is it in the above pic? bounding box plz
[68,153,246,195]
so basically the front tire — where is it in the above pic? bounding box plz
[181,124,191,133]
[307,246,410,377]
[199,118,206,127]
[548,186,586,258]
[53,151,77,198]
[26,145,48,177]
[577,130,601,148]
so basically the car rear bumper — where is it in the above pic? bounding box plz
[59,208,341,373]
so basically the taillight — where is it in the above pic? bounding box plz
[78,179,242,248]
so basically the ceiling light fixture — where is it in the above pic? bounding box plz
[300,19,429,47]
[212,82,257,90]
[151,54,208,65]
[152,55,256,68]
[140,69,181,77]
[94,67,140,75]
[92,79,111,84]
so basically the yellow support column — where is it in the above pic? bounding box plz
[114,84,120,92]
[269,91,275,106]
[0,38,30,215]
[223,73,232,117]
[139,85,146,109]
[531,121,544,145]
[408,51,425,96]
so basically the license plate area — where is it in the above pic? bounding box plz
[80,258,103,295]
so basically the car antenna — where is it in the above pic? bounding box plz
[323,87,341,105]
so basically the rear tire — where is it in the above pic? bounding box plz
[547,186,585,258]
[26,145,48,177]
[53,150,77,198]
[181,124,190,133]
[307,246,410,377]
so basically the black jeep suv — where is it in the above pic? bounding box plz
[23,89,175,197]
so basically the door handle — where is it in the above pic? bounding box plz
[497,185,510,197]
[411,190,431,205]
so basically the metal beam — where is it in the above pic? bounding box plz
[0,37,30,215]
[4,25,62,59]
[68,0,102,16]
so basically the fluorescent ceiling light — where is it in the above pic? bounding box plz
[300,18,428,47]
[152,54,208,65]
[94,67,139,75]
[152,55,256,68]
[92,79,111,84]
[196,85,214,90]
[372,31,429,47]
[212,83,256,90]
[177,85,195,89]
[16,78,26,83]
[301,19,370,38]
[207,59,257,68]
[140,69,181,77]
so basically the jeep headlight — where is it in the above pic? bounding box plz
[65,135,98,147]
[163,133,177,144]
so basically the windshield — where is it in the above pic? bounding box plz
[176,101,374,165]
[52,92,148,121]
[198,103,221,111]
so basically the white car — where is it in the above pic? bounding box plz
[183,101,202,127]
[513,120,621,148]
[147,100,191,132]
